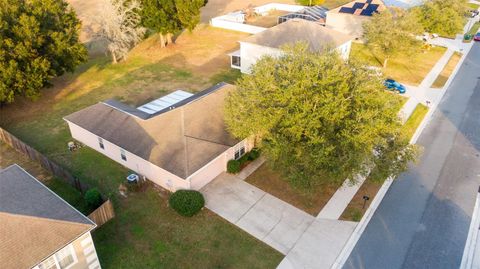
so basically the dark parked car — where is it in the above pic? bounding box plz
[384,79,406,94]
[474,32,480,42]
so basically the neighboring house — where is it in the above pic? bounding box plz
[325,0,387,39]
[229,19,353,74]
[64,82,252,192]
[0,164,100,269]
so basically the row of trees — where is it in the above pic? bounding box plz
[0,0,207,103]
[95,0,207,64]
[363,0,468,68]
[0,0,87,103]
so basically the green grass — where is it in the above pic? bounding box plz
[46,178,92,215]
[402,104,429,139]
[467,22,480,37]
[350,43,447,86]
[467,3,480,10]
[322,0,352,9]
[209,69,242,84]
[0,37,283,267]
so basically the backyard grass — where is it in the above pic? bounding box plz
[323,0,351,9]
[246,163,341,215]
[432,52,462,88]
[350,43,447,86]
[0,26,282,268]
[246,10,289,27]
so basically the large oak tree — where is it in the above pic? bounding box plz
[225,44,417,189]
[0,0,87,103]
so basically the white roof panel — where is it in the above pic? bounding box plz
[137,90,194,114]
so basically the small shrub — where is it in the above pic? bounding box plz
[84,188,103,209]
[169,190,205,217]
[227,159,241,173]
[247,148,261,161]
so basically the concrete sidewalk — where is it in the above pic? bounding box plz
[419,49,454,89]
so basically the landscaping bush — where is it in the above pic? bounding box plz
[169,190,205,217]
[84,188,103,210]
[247,148,261,161]
[227,159,241,173]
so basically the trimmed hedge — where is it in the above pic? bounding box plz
[227,159,241,173]
[169,190,205,217]
[84,188,103,209]
[227,148,261,174]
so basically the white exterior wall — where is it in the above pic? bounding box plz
[34,232,100,269]
[187,138,252,190]
[210,16,267,34]
[240,42,283,74]
[239,40,352,73]
[325,12,368,39]
[66,121,189,191]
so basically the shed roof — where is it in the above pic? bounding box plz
[0,164,95,269]
[241,19,352,50]
[64,82,239,179]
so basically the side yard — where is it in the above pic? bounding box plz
[0,26,282,268]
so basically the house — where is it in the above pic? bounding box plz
[229,19,353,74]
[0,164,100,269]
[325,0,387,39]
[64,82,252,192]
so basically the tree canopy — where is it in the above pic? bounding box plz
[225,44,416,189]
[363,7,422,68]
[140,0,207,47]
[412,0,467,37]
[0,0,87,103]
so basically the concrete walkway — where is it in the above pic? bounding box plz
[419,49,454,89]
[201,172,314,255]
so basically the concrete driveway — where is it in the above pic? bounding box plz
[202,172,358,269]
[201,172,314,254]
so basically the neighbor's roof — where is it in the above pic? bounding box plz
[0,164,95,269]
[64,82,239,179]
[329,0,386,16]
[241,19,352,50]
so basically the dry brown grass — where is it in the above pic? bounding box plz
[432,52,462,88]
[246,164,340,215]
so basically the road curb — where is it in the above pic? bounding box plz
[331,43,475,269]
[460,187,480,269]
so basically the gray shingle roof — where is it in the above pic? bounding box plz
[64,82,239,179]
[241,19,352,50]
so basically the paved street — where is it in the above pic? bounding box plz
[344,43,480,269]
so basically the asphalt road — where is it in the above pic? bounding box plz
[344,43,480,269]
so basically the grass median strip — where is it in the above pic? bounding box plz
[432,52,462,88]
[340,103,429,221]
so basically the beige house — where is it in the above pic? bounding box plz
[0,164,100,269]
[229,19,353,74]
[64,82,252,191]
[325,0,386,39]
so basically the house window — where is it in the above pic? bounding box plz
[55,245,76,269]
[98,137,104,149]
[120,149,127,161]
[38,257,57,269]
[231,55,241,68]
[234,143,246,160]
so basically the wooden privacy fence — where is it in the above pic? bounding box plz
[88,199,115,227]
[0,127,89,193]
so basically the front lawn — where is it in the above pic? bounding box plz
[245,163,340,215]
[350,43,447,86]
[402,103,429,139]
[0,26,283,268]
[467,2,480,10]
[432,52,462,88]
